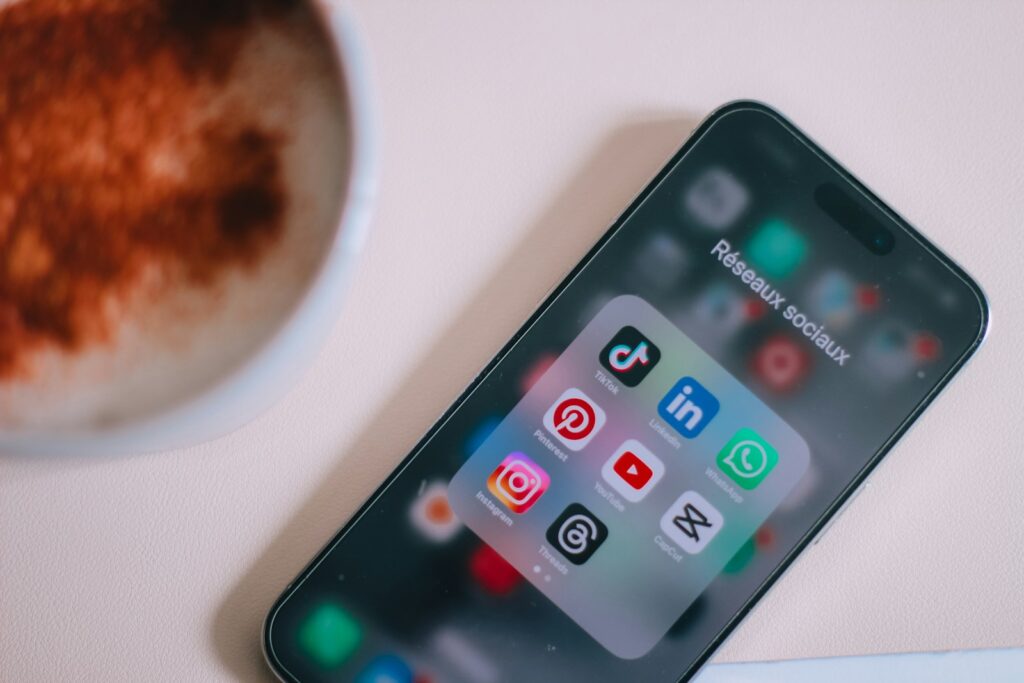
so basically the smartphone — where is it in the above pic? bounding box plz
[263,101,988,683]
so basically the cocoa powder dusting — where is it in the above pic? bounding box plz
[0,0,300,379]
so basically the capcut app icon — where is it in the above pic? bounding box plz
[658,377,719,438]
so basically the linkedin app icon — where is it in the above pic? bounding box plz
[448,295,810,659]
[658,376,720,438]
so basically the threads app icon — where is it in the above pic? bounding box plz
[546,503,608,565]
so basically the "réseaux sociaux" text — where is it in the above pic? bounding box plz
[710,239,851,366]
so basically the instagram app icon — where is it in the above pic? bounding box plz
[487,453,550,513]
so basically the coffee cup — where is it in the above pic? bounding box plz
[0,0,375,456]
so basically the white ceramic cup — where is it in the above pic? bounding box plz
[0,1,376,456]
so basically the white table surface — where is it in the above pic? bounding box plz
[2,1,1023,680]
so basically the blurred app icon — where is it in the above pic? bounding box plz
[630,232,690,289]
[863,322,941,383]
[755,524,777,550]
[691,282,766,341]
[469,544,522,596]
[716,428,779,490]
[432,629,499,683]
[856,283,882,312]
[464,415,502,457]
[863,322,912,381]
[409,482,462,543]
[355,654,413,683]
[808,270,881,330]
[519,352,557,395]
[722,536,756,575]
[808,270,856,329]
[747,219,808,279]
[906,262,959,309]
[751,335,811,393]
[912,331,942,362]
[684,168,749,230]
[298,602,362,669]
[720,525,776,575]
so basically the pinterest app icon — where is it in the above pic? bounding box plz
[543,388,606,451]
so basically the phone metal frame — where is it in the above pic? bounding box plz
[263,100,990,683]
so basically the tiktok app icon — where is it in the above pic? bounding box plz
[546,503,608,565]
[600,326,661,387]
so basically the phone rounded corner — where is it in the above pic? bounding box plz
[700,99,792,130]
[261,598,293,683]
[936,257,991,358]
[965,276,992,352]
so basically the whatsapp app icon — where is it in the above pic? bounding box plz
[716,428,778,490]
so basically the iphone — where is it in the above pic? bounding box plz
[263,102,988,683]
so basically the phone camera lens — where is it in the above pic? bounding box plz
[873,232,894,252]
[815,183,895,255]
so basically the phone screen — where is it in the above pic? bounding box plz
[265,103,986,683]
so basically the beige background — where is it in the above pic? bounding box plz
[3,1,1024,680]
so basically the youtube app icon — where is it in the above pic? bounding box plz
[601,439,665,503]
[614,452,654,490]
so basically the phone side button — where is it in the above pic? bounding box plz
[812,480,870,546]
